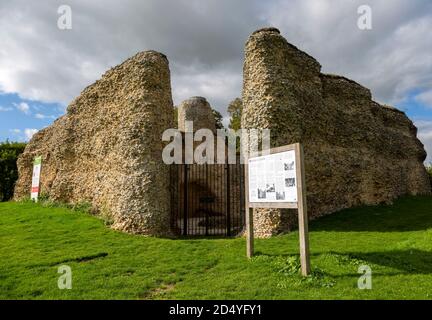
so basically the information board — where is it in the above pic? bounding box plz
[244,143,310,276]
[31,156,42,202]
[248,150,297,203]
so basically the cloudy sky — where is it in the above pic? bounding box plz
[0,0,431,162]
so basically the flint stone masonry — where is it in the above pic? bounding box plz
[242,27,431,238]
[14,51,174,236]
[13,27,431,238]
[178,96,216,133]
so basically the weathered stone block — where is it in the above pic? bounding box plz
[242,28,431,237]
[14,51,174,236]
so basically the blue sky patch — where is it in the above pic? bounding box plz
[0,93,65,142]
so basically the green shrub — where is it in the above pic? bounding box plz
[426,164,432,189]
[0,141,26,201]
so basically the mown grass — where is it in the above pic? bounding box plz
[0,196,431,299]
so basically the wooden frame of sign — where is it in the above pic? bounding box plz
[244,142,310,276]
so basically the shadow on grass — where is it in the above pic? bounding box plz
[346,249,432,275]
[256,249,432,275]
[310,196,432,232]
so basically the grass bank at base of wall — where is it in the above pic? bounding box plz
[0,196,432,299]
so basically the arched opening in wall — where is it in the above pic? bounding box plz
[170,161,245,236]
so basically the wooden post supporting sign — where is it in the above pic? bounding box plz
[245,143,310,276]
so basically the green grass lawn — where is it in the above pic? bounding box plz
[1,196,432,299]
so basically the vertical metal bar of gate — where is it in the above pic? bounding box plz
[239,159,244,233]
[170,165,174,233]
[226,164,231,236]
[171,161,246,237]
[205,164,209,236]
[183,164,188,235]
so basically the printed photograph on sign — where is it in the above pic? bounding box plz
[248,150,298,203]
[285,178,296,187]
[284,161,295,171]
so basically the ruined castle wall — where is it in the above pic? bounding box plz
[178,96,217,133]
[14,51,174,236]
[242,28,431,237]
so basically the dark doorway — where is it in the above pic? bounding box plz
[170,162,245,236]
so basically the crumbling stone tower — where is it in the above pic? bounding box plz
[178,96,217,133]
[14,51,174,236]
[242,27,431,237]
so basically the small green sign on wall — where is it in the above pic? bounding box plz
[31,156,42,202]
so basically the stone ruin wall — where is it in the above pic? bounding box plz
[14,51,174,236]
[13,27,431,238]
[242,28,431,237]
[178,96,217,133]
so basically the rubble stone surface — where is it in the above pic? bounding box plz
[242,28,431,238]
[14,51,174,236]
[14,28,430,238]
[178,96,216,133]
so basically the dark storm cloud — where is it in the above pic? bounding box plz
[0,0,266,110]
[0,0,431,118]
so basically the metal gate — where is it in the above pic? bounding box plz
[170,162,245,236]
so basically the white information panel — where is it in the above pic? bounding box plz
[248,150,297,203]
[31,156,42,202]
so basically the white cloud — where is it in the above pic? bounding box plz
[415,120,432,164]
[222,116,230,128]
[172,64,242,110]
[24,128,38,140]
[415,90,432,108]
[0,106,13,111]
[265,0,432,105]
[35,113,55,119]
[14,102,30,114]
[0,0,431,116]
[10,129,21,134]
[0,0,264,111]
